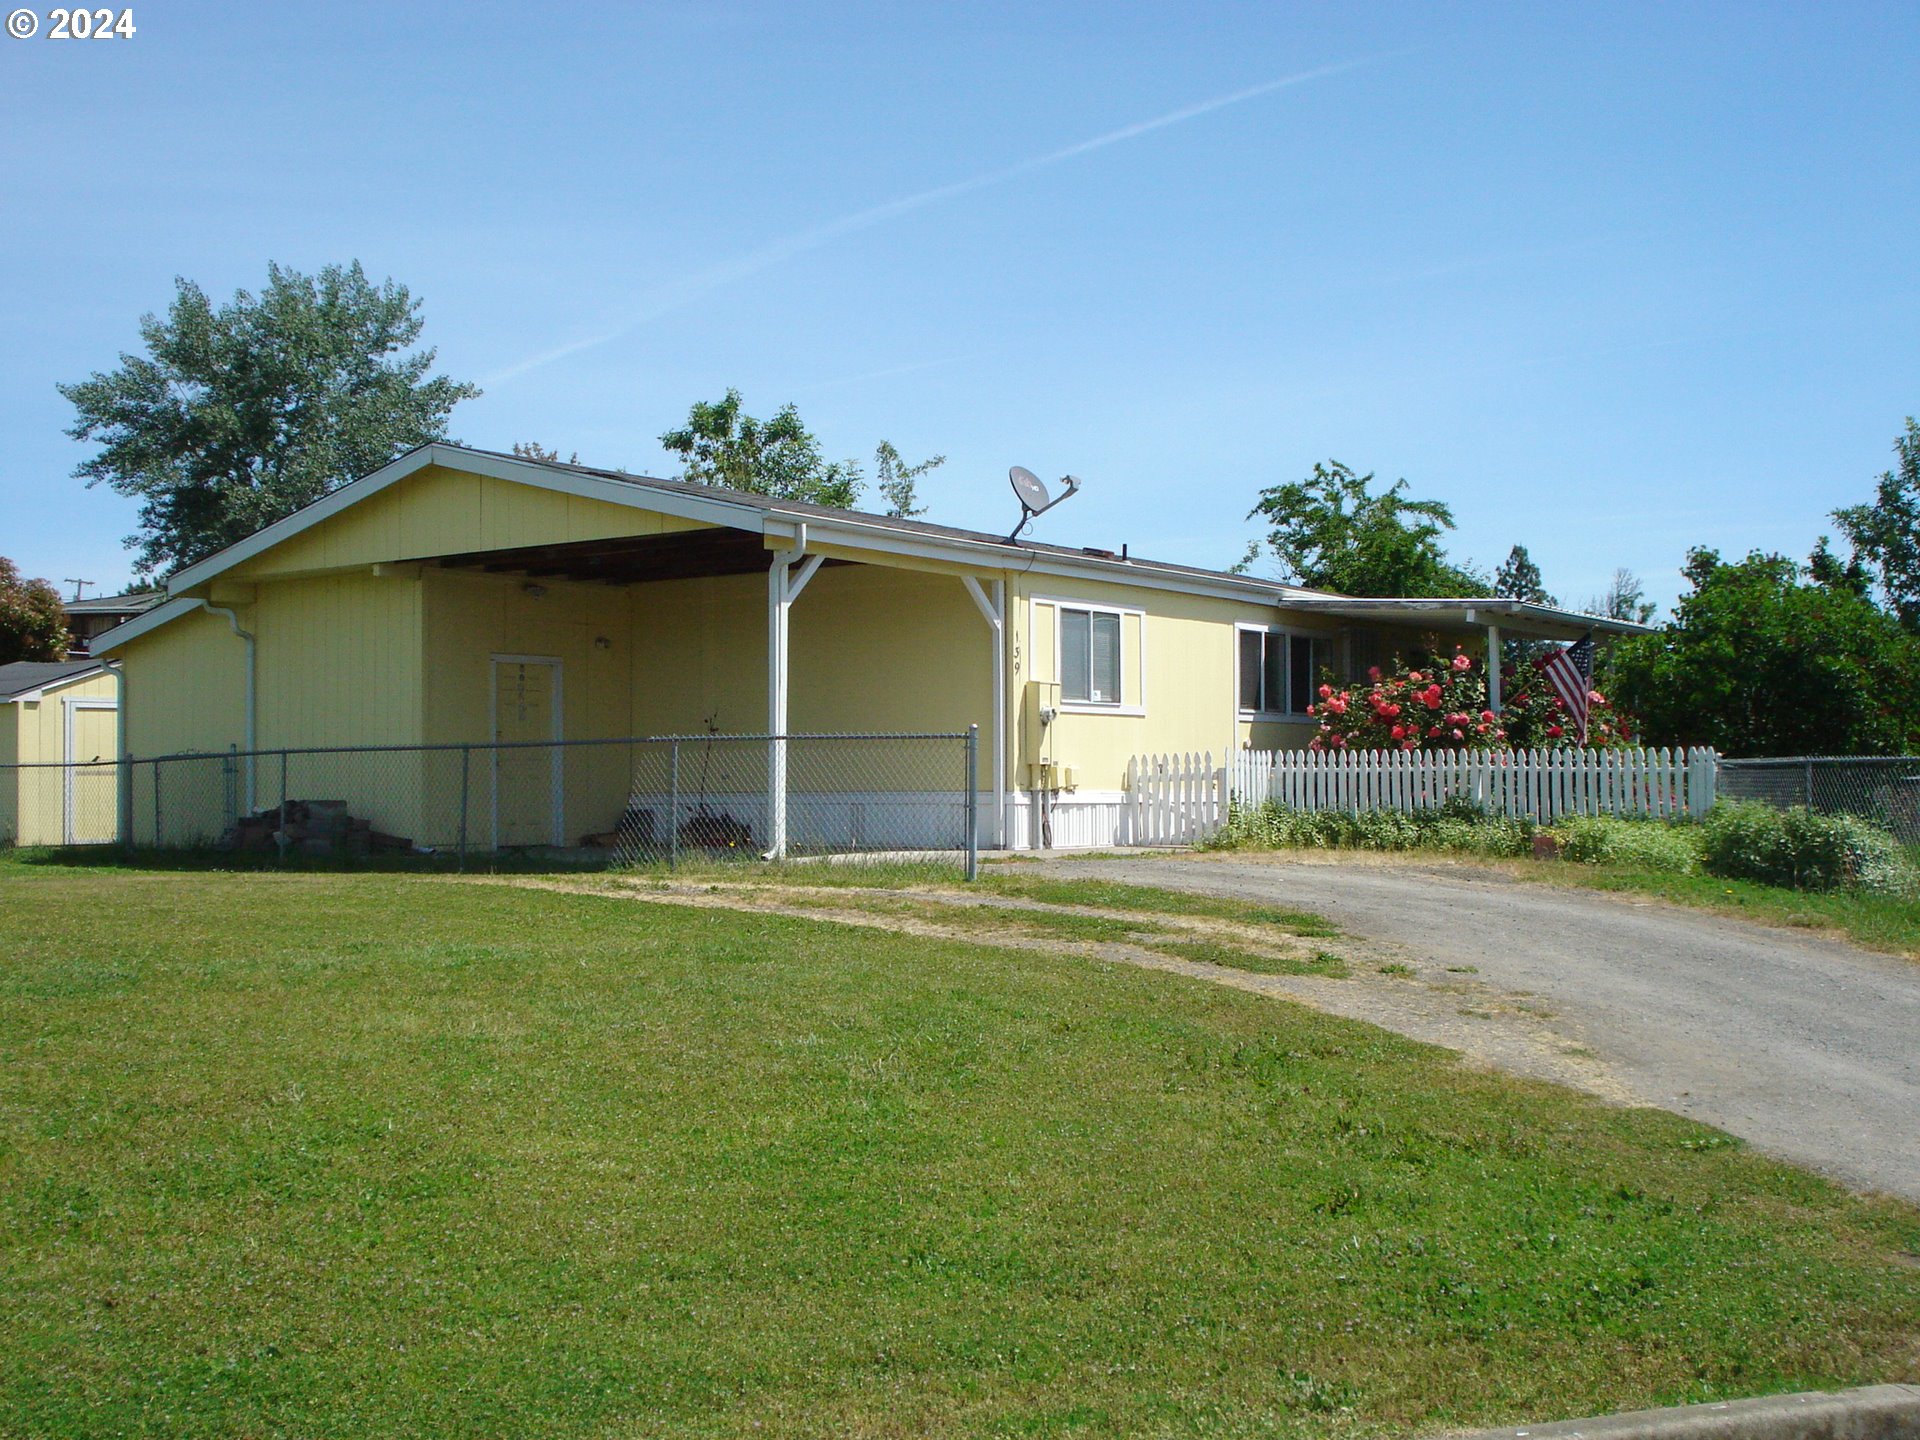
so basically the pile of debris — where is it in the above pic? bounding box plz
[222,800,418,857]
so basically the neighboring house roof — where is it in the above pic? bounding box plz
[0,660,110,703]
[96,442,1653,653]
[64,589,163,616]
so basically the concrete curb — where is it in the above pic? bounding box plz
[1446,1385,1920,1440]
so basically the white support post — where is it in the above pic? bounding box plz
[1486,624,1502,714]
[765,524,818,859]
[961,574,1008,850]
[766,551,794,859]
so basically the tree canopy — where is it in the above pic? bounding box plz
[0,559,70,665]
[1602,547,1920,756]
[1248,461,1487,598]
[1831,417,1920,627]
[60,263,478,579]
[660,390,942,517]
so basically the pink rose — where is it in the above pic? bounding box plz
[1318,683,1333,699]
[1480,710,1496,723]
[1452,654,1472,672]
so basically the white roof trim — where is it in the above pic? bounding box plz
[0,663,110,704]
[164,443,769,595]
[90,596,207,656]
[1284,594,1652,638]
[149,442,1311,615]
[124,443,1625,650]
[768,511,1310,605]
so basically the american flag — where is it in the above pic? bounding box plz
[1542,634,1596,744]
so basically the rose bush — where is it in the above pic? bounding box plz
[1307,646,1636,752]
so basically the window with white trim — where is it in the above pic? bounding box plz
[1060,606,1123,705]
[1238,628,1328,716]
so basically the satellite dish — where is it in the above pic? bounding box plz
[1006,466,1084,541]
[1010,466,1049,513]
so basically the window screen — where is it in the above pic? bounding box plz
[1090,612,1121,703]
[1060,609,1091,703]
[1238,629,1264,712]
[1060,607,1122,705]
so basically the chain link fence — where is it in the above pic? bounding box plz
[1718,756,1920,842]
[3,731,981,871]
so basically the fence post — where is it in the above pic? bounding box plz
[119,753,134,856]
[151,759,162,849]
[965,725,980,880]
[457,744,471,872]
[669,739,681,870]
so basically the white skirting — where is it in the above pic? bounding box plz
[1006,789,1131,850]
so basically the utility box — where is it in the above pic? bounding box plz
[1027,761,1077,791]
[1023,679,1060,763]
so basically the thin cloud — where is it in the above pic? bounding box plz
[788,353,980,395]
[484,57,1389,386]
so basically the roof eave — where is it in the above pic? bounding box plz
[1282,594,1654,639]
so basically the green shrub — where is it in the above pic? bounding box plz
[1556,817,1703,874]
[1699,801,1920,895]
[1213,797,1920,897]
[1209,801,1532,858]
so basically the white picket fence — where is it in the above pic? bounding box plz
[1125,752,1227,845]
[1126,746,1720,845]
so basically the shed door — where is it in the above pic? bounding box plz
[492,658,562,847]
[64,702,119,844]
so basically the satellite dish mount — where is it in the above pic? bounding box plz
[1006,466,1083,541]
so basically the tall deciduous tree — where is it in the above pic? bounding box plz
[873,440,943,519]
[1248,461,1487,597]
[60,263,479,578]
[1494,545,1556,605]
[660,391,943,518]
[1584,567,1657,624]
[660,390,864,509]
[0,559,70,664]
[1603,548,1920,756]
[1831,417,1920,627]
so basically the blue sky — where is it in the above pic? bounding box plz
[3,1,1915,611]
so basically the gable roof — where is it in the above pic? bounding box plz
[97,442,1653,651]
[0,660,110,703]
[158,442,1316,605]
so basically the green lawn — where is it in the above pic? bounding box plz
[2,865,1917,1438]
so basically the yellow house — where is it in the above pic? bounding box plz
[93,444,1637,851]
[0,661,121,846]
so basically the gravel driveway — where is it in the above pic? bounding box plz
[1045,852,1920,1203]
